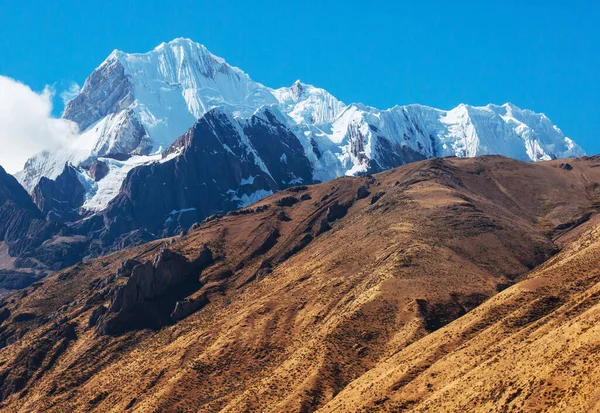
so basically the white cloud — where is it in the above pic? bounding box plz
[60,81,81,105]
[0,76,79,173]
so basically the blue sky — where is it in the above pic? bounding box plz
[1,0,599,154]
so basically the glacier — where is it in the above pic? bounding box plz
[17,37,585,211]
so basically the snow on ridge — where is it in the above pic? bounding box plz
[17,38,586,216]
[81,154,163,212]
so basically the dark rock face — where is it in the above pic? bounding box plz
[287,185,309,193]
[88,160,109,181]
[281,234,314,262]
[103,109,279,239]
[0,270,37,290]
[0,167,40,214]
[367,136,427,173]
[88,305,106,328]
[558,163,573,171]
[98,246,213,334]
[277,210,291,222]
[326,201,352,222]
[243,108,313,187]
[316,219,332,235]
[251,229,281,259]
[117,259,141,277]
[0,166,61,262]
[99,108,314,246]
[32,164,85,219]
[170,295,208,321]
[276,196,299,207]
[356,185,370,200]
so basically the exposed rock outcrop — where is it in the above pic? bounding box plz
[98,246,213,334]
[170,295,208,321]
[276,196,299,207]
[326,201,352,222]
[356,185,370,200]
[99,109,313,245]
[32,164,85,219]
[88,160,109,181]
[88,305,106,328]
[117,259,141,277]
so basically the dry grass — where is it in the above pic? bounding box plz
[0,155,599,412]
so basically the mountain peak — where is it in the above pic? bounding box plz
[290,79,305,98]
[154,37,199,49]
[102,38,228,77]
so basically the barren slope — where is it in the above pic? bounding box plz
[322,211,600,413]
[0,155,599,412]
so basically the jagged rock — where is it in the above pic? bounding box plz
[13,312,37,322]
[32,164,85,217]
[84,292,103,307]
[103,153,132,162]
[117,259,141,277]
[98,108,313,247]
[110,248,201,313]
[99,245,213,334]
[170,295,208,321]
[88,305,106,328]
[203,214,223,224]
[356,185,371,200]
[276,196,299,207]
[88,160,109,181]
[63,58,134,132]
[0,166,61,261]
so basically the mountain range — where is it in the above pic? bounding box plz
[17,37,584,200]
[0,37,599,413]
[0,38,585,287]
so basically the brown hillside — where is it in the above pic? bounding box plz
[322,211,600,413]
[0,155,599,412]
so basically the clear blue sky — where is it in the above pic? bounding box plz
[1,0,598,154]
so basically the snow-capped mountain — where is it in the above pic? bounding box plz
[17,38,584,213]
[273,80,346,125]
